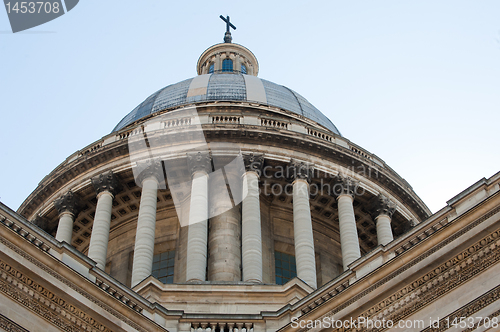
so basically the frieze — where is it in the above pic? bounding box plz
[420,283,500,332]
[0,313,30,332]
[0,259,113,332]
[0,223,152,332]
[330,225,500,331]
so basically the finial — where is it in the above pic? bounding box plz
[220,15,236,43]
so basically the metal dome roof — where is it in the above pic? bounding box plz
[113,73,341,135]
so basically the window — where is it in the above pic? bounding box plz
[241,64,247,74]
[208,63,214,74]
[152,250,175,284]
[222,59,233,72]
[275,251,297,285]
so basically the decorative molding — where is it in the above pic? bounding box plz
[0,225,151,332]
[420,283,500,332]
[298,204,500,325]
[91,170,122,197]
[0,259,114,332]
[54,191,82,216]
[0,313,30,332]
[187,151,212,175]
[350,225,500,331]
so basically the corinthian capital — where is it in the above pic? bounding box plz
[187,151,212,175]
[288,160,314,184]
[54,191,82,216]
[135,158,164,185]
[333,175,360,198]
[370,194,397,220]
[91,171,122,197]
[243,153,264,175]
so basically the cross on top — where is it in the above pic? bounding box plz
[220,15,236,43]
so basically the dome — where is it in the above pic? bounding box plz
[112,73,341,135]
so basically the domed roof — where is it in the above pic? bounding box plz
[113,73,341,135]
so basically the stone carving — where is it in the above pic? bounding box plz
[0,313,30,332]
[0,233,147,332]
[135,158,164,185]
[187,151,212,175]
[287,160,314,183]
[324,225,500,331]
[302,205,500,324]
[91,171,122,196]
[333,175,359,198]
[369,194,397,220]
[242,153,264,175]
[54,191,82,216]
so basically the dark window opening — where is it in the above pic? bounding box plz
[275,251,297,285]
[222,59,233,72]
[152,250,175,284]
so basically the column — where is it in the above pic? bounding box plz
[54,191,82,244]
[335,176,361,270]
[88,171,122,270]
[241,154,264,283]
[290,161,317,289]
[207,167,241,282]
[131,160,163,287]
[371,194,396,246]
[185,152,211,282]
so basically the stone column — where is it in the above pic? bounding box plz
[371,194,396,246]
[207,168,241,282]
[335,176,361,270]
[131,160,163,287]
[241,154,264,283]
[289,161,317,289]
[185,152,212,282]
[54,191,82,244]
[88,171,121,270]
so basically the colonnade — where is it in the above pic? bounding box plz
[54,156,398,289]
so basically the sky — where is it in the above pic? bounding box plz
[0,0,499,214]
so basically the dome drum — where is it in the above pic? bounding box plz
[15,36,432,318]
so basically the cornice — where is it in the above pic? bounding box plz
[19,127,428,225]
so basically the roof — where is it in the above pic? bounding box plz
[113,73,341,135]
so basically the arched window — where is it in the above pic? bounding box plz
[222,59,233,72]
[241,64,247,74]
[208,63,214,74]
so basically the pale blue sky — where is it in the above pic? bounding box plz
[1,1,499,213]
